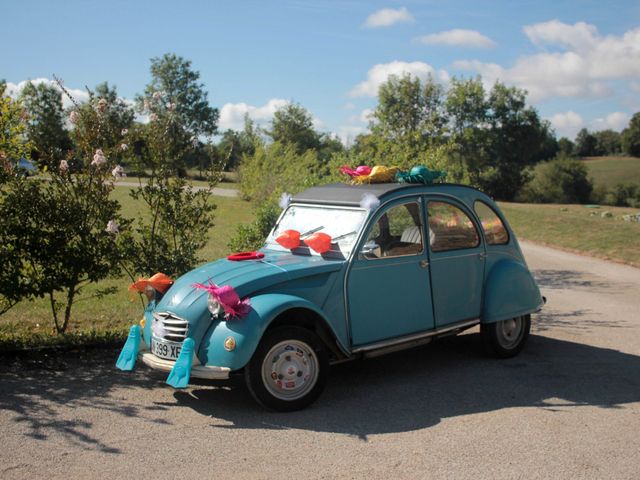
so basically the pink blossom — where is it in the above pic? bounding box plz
[190,135,198,147]
[120,143,129,151]
[152,91,163,100]
[105,220,119,234]
[96,98,108,113]
[69,111,79,124]
[121,128,128,136]
[91,149,107,167]
[149,113,158,122]
[112,165,126,178]
[166,102,176,111]
[59,160,69,174]
[143,99,151,111]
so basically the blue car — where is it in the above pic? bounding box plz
[120,182,544,411]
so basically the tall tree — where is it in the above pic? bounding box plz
[621,112,640,157]
[142,53,219,137]
[372,73,446,141]
[268,103,320,153]
[574,128,598,157]
[20,81,72,167]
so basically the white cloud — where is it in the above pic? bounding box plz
[343,102,357,110]
[337,125,368,145]
[454,21,640,102]
[591,112,630,132]
[524,19,598,51]
[218,98,289,131]
[417,29,495,48]
[5,77,90,109]
[349,61,448,97]
[360,108,374,123]
[548,111,584,138]
[364,7,414,28]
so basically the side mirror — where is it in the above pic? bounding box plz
[360,241,381,259]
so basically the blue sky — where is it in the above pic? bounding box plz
[3,0,640,142]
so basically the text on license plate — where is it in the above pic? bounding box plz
[152,337,182,360]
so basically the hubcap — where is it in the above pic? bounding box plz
[496,316,525,349]
[261,340,318,401]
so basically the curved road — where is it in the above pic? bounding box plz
[1,241,639,479]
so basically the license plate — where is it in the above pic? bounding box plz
[151,337,182,360]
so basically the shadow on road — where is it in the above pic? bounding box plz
[0,348,168,454]
[175,332,640,440]
[2,330,639,447]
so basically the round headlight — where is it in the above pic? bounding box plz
[207,295,224,316]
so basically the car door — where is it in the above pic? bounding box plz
[426,198,486,327]
[347,198,435,346]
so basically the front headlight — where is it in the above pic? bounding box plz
[208,295,224,316]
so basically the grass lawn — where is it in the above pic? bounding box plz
[499,202,640,267]
[582,156,640,188]
[0,189,254,346]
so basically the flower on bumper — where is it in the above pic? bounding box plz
[192,280,251,320]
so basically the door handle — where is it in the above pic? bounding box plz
[478,252,488,260]
[419,260,430,268]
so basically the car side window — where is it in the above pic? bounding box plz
[362,201,423,258]
[474,201,509,245]
[427,201,480,252]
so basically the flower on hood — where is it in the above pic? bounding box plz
[105,220,119,234]
[92,149,107,167]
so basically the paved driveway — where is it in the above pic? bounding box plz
[1,241,639,479]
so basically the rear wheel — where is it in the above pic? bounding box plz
[245,326,328,411]
[481,314,530,358]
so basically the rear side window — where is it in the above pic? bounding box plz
[427,202,479,252]
[474,201,509,245]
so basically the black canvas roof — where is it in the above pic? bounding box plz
[292,182,427,206]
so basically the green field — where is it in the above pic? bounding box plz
[500,202,640,267]
[582,156,640,188]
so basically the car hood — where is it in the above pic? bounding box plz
[156,251,345,313]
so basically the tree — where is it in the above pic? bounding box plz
[0,90,32,183]
[558,137,575,157]
[593,129,621,156]
[20,81,72,168]
[141,53,218,137]
[621,112,640,157]
[68,82,134,167]
[373,73,446,141]
[482,83,553,199]
[268,103,320,153]
[519,155,593,204]
[574,128,598,157]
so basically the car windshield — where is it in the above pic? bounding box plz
[265,204,368,258]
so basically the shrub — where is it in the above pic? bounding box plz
[518,155,593,204]
[602,183,640,208]
[227,202,280,252]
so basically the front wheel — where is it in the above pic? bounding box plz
[481,314,531,358]
[245,326,328,411]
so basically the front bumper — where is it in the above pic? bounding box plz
[138,352,231,380]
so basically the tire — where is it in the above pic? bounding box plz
[481,314,531,358]
[245,326,329,412]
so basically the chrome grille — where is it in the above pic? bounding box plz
[152,311,189,342]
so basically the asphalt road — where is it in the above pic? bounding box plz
[1,241,639,479]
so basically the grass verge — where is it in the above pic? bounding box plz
[499,202,640,267]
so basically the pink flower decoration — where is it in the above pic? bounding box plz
[339,165,372,178]
[193,280,251,319]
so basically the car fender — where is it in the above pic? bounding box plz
[482,259,544,323]
[198,293,337,371]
